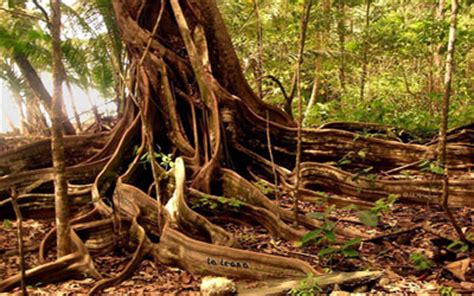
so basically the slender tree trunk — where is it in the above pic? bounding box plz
[13,53,76,135]
[437,0,467,244]
[25,96,49,135]
[12,93,29,135]
[285,0,313,118]
[304,53,321,121]
[10,189,27,296]
[337,0,347,95]
[86,91,102,131]
[294,0,313,226]
[359,0,371,102]
[305,0,330,121]
[433,0,445,93]
[255,0,264,99]
[50,0,72,257]
[5,115,19,134]
[65,82,83,133]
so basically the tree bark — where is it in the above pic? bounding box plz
[284,0,313,118]
[65,82,83,133]
[50,0,72,257]
[359,0,371,102]
[254,0,264,99]
[337,0,347,95]
[437,0,467,244]
[304,0,330,121]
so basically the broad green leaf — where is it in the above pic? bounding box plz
[342,237,362,248]
[324,230,336,242]
[318,247,337,257]
[300,229,322,245]
[358,210,378,227]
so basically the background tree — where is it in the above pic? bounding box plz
[437,0,467,244]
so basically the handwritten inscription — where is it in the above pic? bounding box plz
[401,192,438,201]
[207,257,250,269]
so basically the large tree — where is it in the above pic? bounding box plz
[0,0,473,293]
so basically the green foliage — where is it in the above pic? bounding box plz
[253,179,274,195]
[358,194,398,227]
[194,194,243,211]
[447,240,469,253]
[289,273,322,296]
[439,285,458,296]
[358,210,378,227]
[218,0,473,133]
[409,252,432,271]
[3,219,12,229]
[140,151,175,170]
[418,161,444,175]
[302,205,361,260]
[302,205,337,246]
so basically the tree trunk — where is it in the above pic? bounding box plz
[65,82,83,133]
[432,0,445,94]
[12,92,30,135]
[284,0,313,118]
[437,0,466,243]
[304,0,330,121]
[25,96,49,136]
[13,53,76,135]
[337,0,347,95]
[254,0,264,99]
[359,0,371,102]
[50,0,72,257]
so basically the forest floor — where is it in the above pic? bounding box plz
[1,198,473,295]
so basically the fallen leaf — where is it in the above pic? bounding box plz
[445,258,470,281]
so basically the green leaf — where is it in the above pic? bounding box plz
[324,231,336,242]
[322,220,336,231]
[140,152,149,161]
[318,247,337,257]
[342,237,362,248]
[358,210,378,227]
[447,240,468,252]
[341,249,359,258]
[228,199,242,208]
[306,212,325,220]
[3,219,12,229]
[429,163,444,175]
[301,229,322,245]
[357,149,367,159]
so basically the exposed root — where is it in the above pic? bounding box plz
[0,231,101,292]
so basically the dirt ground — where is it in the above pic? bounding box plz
[1,201,473,295]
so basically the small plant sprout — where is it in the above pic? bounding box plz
[410,252,433,271]
[357,194,399,227]
[289,273,322,296]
